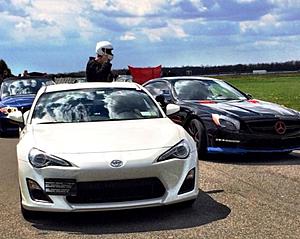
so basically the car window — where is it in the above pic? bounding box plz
[144,81,173,104]
[1,79,54,98]
[31,88,163,124]
[174,79,247,101]
[144,82,171,99]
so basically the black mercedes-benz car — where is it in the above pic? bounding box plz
[143,76,300,156]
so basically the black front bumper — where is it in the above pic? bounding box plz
[207,129,300,154]
[0,118,19,133]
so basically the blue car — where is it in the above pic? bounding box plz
[0,77,55,135]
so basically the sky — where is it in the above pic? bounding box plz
[1,0,300,75]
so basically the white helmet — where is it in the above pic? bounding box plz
[95,41,114,60]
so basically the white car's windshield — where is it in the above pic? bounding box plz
[174,79,247,101]
[31,88,163,124]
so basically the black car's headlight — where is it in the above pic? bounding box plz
[212,114,240,131]
[157,140,190,162]
[28,148,71,168]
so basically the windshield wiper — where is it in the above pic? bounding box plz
[213,97,240,101]
[37,121,67,124]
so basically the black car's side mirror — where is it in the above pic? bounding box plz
[155,94,166,106]
[155,94,168,111]
[246,93,253,99]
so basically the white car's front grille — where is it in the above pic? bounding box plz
[66,178,166,204]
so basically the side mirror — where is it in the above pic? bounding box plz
[246,93,253,99]
[166,104,180,116]
[7,110,24,124]
[155,94,166,106]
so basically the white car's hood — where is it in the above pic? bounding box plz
[32,118,182,154]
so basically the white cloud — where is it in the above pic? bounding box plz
[10,0,31,8]
[0,0,93,43]
[236,0,256,3]
[77,17,95,40]
[120,32,136,41]
[260,13,278,25]
[1,0,300,73]
[254,39,280,46]
[190,0,207,11]
[115,17,144,27]
[90,0,165,16]
[267,0,300,7]
[28,0,85,25]
[11,16,64,43]
[143,23,187,42]
[240,13,279,33]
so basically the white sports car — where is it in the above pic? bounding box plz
[9,82,198,218]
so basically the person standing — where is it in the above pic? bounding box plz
[86,41,114,82]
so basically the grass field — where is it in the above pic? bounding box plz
[215,73,300,111]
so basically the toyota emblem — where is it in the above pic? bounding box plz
[274,121,286,135]
[110,160,123,168]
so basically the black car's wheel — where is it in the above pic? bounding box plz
[187,119,207,159]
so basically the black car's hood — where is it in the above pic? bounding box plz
[186,99,300,119]
[0,95,35,108]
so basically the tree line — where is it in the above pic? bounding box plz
[1,59,300,79]
[160,61,300,76]
[96,60,300,77]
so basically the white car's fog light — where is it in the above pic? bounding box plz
[157,140,190,162]
[28,148,71,168]
[178,168,196,195]
[26,178,53,203]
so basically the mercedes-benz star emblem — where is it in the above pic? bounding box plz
[274,121,286,135]
[110,160,123,168]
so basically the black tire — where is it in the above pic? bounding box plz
[20,192,38,220]
[186,118,207,159]
[0,127,5,137]
[177,198,197,208]
[21,204,36,220]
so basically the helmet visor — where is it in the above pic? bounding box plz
[102,48,113,56]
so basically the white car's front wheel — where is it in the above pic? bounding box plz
[20,192,38,221]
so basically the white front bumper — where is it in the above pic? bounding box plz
[19,148,198,212]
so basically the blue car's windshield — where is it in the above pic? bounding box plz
[1,79,54,98]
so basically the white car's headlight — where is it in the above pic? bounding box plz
[28,148,71,168]
[212,113,240,131]
[157,140,190,162]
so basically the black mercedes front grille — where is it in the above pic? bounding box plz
[66,178,166,204]
[246,119,300,135]
[243,137,300,149]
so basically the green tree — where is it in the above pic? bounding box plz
[0,59,12,79]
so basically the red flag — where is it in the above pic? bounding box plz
[128,65,162,85]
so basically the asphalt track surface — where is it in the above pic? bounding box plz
[0,137,299,239]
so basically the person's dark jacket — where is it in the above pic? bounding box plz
[86,57,113,82]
